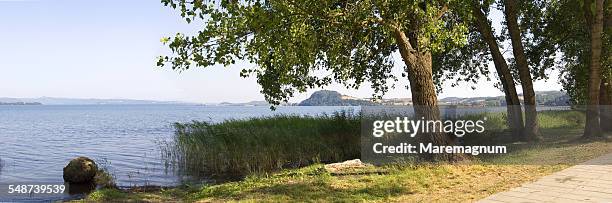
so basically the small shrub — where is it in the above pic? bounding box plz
[94,169,117,189]
[94,159,117,189]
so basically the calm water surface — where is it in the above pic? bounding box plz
[0,105,356,201]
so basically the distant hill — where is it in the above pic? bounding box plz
[298,90,570,106]
[217,101,272,106]
[298,90,376,106]
[532,91,571,106]
[0,97,195,105]
[439,96,506,106]
[435,91,570,106]
[0,101,42,105]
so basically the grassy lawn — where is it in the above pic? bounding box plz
[79,128,612,202]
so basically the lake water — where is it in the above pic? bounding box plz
[0,105,357,201]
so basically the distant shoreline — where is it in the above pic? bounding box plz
[0,102,42,105]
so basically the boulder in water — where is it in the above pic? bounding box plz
[63,157,98,183]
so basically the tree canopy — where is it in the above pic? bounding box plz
[157,0,471,106]
[514,0,610,104]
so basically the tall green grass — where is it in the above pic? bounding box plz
[462,110,586,146]
[162,111,360,178]
[537,110,585,129]
[460,110,585,132]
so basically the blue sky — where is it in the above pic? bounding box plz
[0,0,561,103]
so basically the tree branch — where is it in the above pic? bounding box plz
[435,5,449,20]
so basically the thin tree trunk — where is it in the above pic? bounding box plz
[393,28,457,161]
[471,3,525,140]
[600,78,612,132]
[584,0,604,137]
[601,0,611,132]
[503,0,541,141]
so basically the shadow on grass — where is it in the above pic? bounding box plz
[83,186,197,202]
[204,181,411,202]
[248,181,412,202]
[187,164,421,202]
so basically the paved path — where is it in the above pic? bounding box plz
[479,153,612,203]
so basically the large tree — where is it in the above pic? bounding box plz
[472,1,525,139]
[584,0,606,137]
[534,0,611,135]
[157,0,472,155]
[502,0,541,140]
[436,0,552,141]
[434,1,526,139]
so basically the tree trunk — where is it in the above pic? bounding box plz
[503,0,541,141]
[601,0,611,132]
[584,0,604,138]
[393,28,457,161]
[600,78,612,132]
[471,3,525,140]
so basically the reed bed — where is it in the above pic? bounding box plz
[163,111,360,178]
